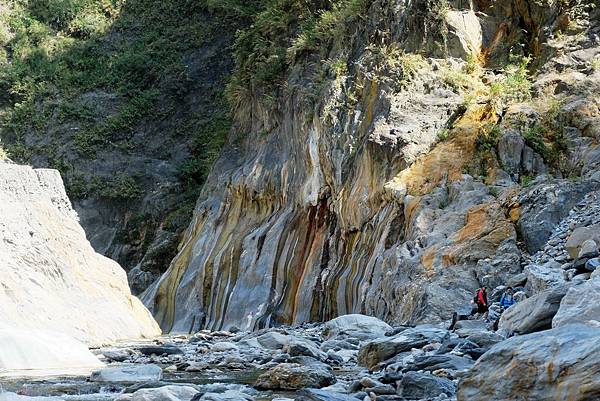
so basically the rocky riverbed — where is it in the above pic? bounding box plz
[0,315,469,401]
[7,312,598,401]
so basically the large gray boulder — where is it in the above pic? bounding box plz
[524,263,566,294]
[499,285,569,334]
[91,364,163,383]
[254,363,335,390]
[256,332,288,350]
[406,354,474,372]
[457,324,600,401]
[116,385,198,401]
[566,225,600,259]
[398,372,456,399]
[297,389,361,401]
[358,326,449,371]
[553,272,600,327]
[323,314,392,340]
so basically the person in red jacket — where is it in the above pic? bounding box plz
[471,286,488,319]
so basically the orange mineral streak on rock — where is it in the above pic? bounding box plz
[385,103,498,198]
[420,246,438,278]
[443,202,515,266]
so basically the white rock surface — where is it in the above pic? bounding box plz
[0,163,160,372]
[0,393,63,401]
[116,385,199,401]
[553,271,600,328]
[90,364,163,382]
[323,314,392,339]
[0,330,104,377]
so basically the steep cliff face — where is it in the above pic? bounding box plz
[146,0,600,332]
[0,162,160,346]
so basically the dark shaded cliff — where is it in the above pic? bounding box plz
[0,0,249,292]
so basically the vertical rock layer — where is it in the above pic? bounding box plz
[145,0,599,332]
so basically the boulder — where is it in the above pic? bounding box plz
[323,314,392,339]
[358,326,449,371]
[507,273,527,288]
[524,263,566,294]
[566,225,600,259]
[297,389,361,401]
[137,345,183,356]
[453,319,491,338]
[100,348,131,363]
[398,371,456,399]
[499,285,569,334]
[586,258,600,272]
[116,385,198,401]
[286,337,327,360]
[406,354,474,372]
[553,272,600,327]
[254,363,335,390]
[210,342,239,352]
[465,331,504,349]
[90,364,163,383]
[199,391,254,401]
[457,324,600,401]
[578,239,599,259]
[445,10,483,59]
[256,332,289,350]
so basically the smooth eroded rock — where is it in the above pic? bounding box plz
[398,371,456,399]
[198,390,254,401]
[323,314,392,340]
[358,326,449,370]
[553,272,600,327]
[0,164,160,348]
[297,388,361,401]
[91,364,163,383]
[0,330,103,377]
[457,324,600,401]
[117,385,198,401]
[254,363,335,390]
[499,285,569,334]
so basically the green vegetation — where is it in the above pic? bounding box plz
[227,0,370,111]
[489,56,532,104]
[367,47,427,83]
[476,123,502,153]
[521,98,568,167]
[0,0,242,201]
[69,172,142,200]
[520,174,533,186]
[437,128,450,141]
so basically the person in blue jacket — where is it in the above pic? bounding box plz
[500,286,516,309]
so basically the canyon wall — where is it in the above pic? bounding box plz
[145,0,600,332]
[0,162,160,346]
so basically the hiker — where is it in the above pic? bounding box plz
[471,286,488,319]
[500,286,516,309]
